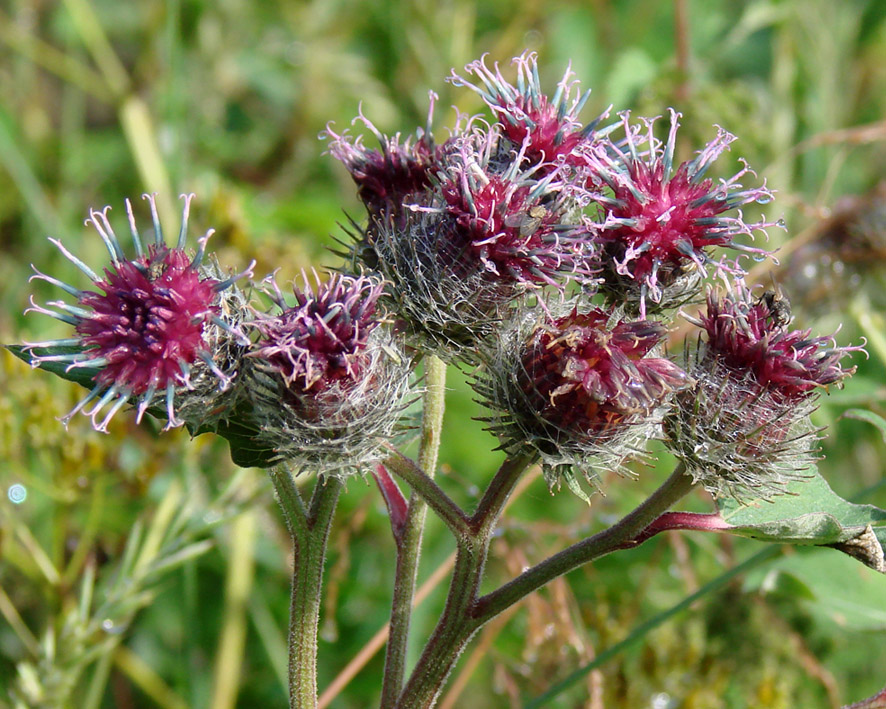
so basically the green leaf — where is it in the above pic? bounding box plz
[744,549,886,631]
[843,407,886,442]
[716,466,886,573]
[6,343,277,469]
[6,343,102,390]
[188,404,277,470]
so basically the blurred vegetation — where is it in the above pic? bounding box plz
[2,0,886,706]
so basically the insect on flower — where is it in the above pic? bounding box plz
[24,194,254,432]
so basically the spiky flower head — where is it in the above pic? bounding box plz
[665,278,862,500]
[448,51,609,172]
[323,95,439,219]
[436,131,597,288]
[586,110,780,317]
[348,123,597,360]
[476,302,687,498]
[247,271,411,476]
[25,194,253,432]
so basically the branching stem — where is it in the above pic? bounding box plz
[380,356,447,707]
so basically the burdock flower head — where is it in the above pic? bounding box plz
[323,94,439,219]
[436,133,596,288]
[665,278,861,500]
[585,110,779,317]
[476,302,688,498]
[448,51,610,173]
[247,271,411,476]
[355,124,596,360]
[24,194,252,432]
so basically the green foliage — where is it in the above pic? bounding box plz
[716,467,886,570]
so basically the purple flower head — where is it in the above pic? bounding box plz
[436,134,597,289]
[692,280,860,401]
[587,110,780,316]
[25,194,253,432]
[476,303,687,497]
[247,271,411,476]
[666,279,863,500]
[323,94,439,217]
[249,271,385,400]
[346,123,596,360]
[448,51,608,172]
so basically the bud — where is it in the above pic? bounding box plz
[665,279,862,500]
[25,194,253,432]
[585,110,780,317]
[475,302,688,497]
[247,272,411,476]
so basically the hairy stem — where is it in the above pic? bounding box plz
[269,470,343,709]
[396,461,695,707]
[474,462,696,622]
[382,447,470,538]
[395,451,538,708]
[380,356,447,707]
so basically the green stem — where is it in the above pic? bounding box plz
[474,462,695,622]
[382,447,469,538]
[380,356,447,707]
[268,470,343,709]
[395,451,537,709]
[269,466,309,544]
[396,461,695,708]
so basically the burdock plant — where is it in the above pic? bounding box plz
[12,51,886,709]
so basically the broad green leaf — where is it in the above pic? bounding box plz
[744,549,886,631]
[189,405,277,470]
[716,466,886,572]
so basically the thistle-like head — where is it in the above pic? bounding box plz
[476,303,687,498]
[448,51,607,172]
[247,272,411,476]
[666,278,862,500]
[587,110,780,316]
[25,194,253,432]
[323,95,439,218]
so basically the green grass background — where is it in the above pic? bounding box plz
[3,0,886,706]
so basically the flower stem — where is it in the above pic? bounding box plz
[396,461,695,708]
[380,356,447,707]
[269,469,343,709]
[395,450,538,708]
[474,462,696,622]
[382,447,469,538]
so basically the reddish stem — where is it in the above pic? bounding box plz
[629,511,732,546]
[373,464,409,538]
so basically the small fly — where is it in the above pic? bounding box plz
[504,205,549,237]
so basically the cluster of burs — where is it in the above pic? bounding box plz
[26,52,860,501]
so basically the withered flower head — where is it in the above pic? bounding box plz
[476,303,687,498]
[323,95,439,218]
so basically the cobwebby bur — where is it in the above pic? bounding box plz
[246,270,412,476]
[665,277,863,500]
